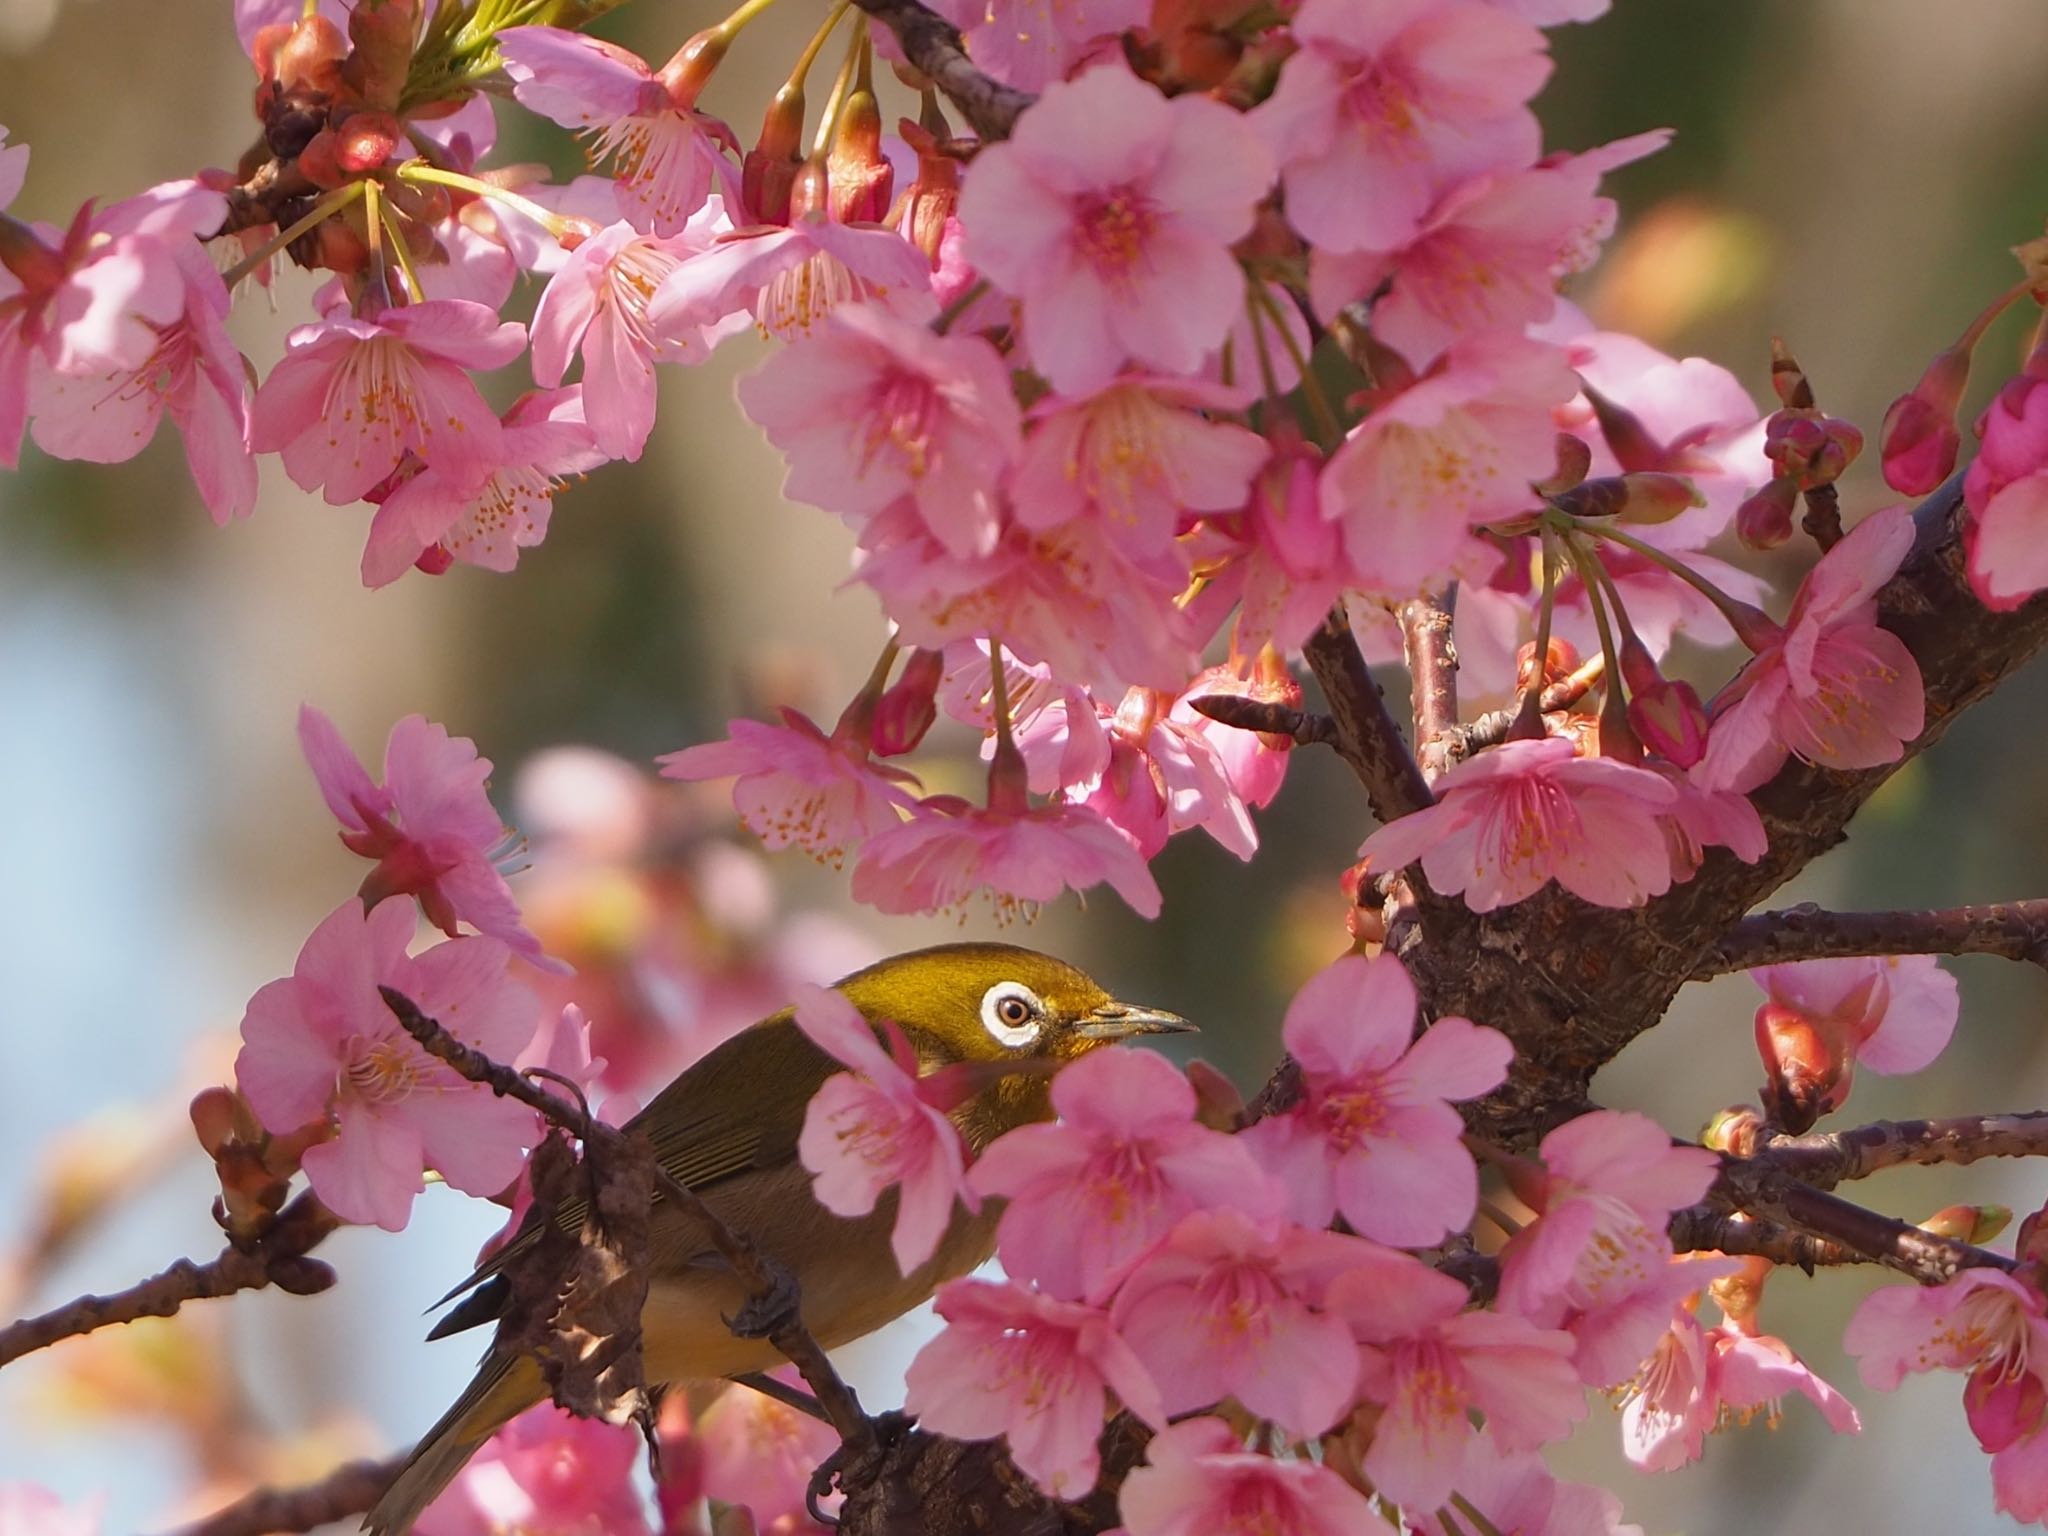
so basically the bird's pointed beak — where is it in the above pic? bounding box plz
[1076,1001,1196,1040]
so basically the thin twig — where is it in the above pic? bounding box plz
[845,0,1032,140]
[166,1455,404,1536]
[1695,899,2048,978]
[1401,593,1459,779]
[379,989,874,1455]
[1760,1111,2048,1190]
[1302,607,1434,823]
[0,1191,339,1370]
[1186,694,1336,747]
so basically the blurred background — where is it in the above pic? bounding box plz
[3,0,2048,1529]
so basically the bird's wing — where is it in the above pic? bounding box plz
[426,1015,835,1336]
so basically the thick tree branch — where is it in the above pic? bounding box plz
[1407,476,2048,1151]
[1401,593,1459,776]
[1666,1205,1871,1270]
[846,0,1033,141]
[380,989,874,1456]
[1303,607,1434,823]
[1759,1111,2048,1189]
[0,1191,339,1370]
[1696,899,2048,978]
[168,1455,404,1536]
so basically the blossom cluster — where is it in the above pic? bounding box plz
[7,0,2037,937]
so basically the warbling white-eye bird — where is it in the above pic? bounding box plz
[364,941,1192,1535]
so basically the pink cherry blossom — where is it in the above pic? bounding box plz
[648,208,937,344]
[249,299,522,505]
[1317,332,1577,596]
[1219,425,1352,655]
[0,124,26,210]
[1009,374,1269,558]
[856,504,1199,693]
[234,900,543,1231]
[1119,1417,1393,1536]
[530,205,736,462]
[659,707,918,867]
[1360,735,1680,911]
[416,1402,650,1536]
[298,706,554,966]
[0,1484,103,1536]
[27,238,254,524]
[1624,1307,1859,1471]
[2,179,226,468]
[1749,954,1958,1122]
[970,1047,1271,1300]
[736,304,1022,558]
[1314,134,1668,367]
[1412,1435,1642,1536]
[1545,312,1769,544]
[1496,1110,1724,1385]
[1334,1256,1586,1510]
[1695,502,1925,791]
[903,1277,1164,1499]
[695,1375,841,1531]
[1059,686,1259,860]
[1238,952,1510,1245]
[958,67,1274,395]
[792,984,975,1274]
[361,387,606,586]
[496,26,738,236]
[1965,370,2048,610]
[929,0,1149,91]
[1109,1209,1388,1434]
[1254,0,1548,254]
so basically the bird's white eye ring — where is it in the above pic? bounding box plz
[981,982,1044,1048]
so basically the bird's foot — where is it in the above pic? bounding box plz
[808,1409,913,1526]
[724,1254,802,1339]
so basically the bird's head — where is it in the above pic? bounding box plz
[833,942,1192,1147]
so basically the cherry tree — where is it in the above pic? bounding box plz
[3,0,2048,1533]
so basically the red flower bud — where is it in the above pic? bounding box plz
[1881,344,1971,495]
[744,84,806,226]
[827,88,894,226]
[333,109,401,174]
[657,26,730,110]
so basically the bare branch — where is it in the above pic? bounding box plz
[1186,693,1336,747]
[167,1455,403,1536]
[1667,1205,1871,1270]
[1401,593,1459,777]
[1760,1111,2048,1189]
[1695,899,2048,978]
[380,988,874,1456]
[1717,1162,2015,1284]
[0,1191,339,1371]
[1302,607,1435,823]
[845,0,1033,142]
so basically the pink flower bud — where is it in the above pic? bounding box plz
[333,109,401,174]
[872,648,944,756]
[1736,475,1798,550]
[1627,675,1710,768]
[1756,1000,1844,1133]
[1881,345,1971,494]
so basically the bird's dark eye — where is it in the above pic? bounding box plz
[980,982,1044,1047]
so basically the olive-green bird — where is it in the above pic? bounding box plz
[364,942,1190,1535]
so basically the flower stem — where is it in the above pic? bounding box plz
[1571,518,1773,645]
[1508,526,1560,740]
[397,162,583,241]
[221,181,367,289]
[932,278,991,335]
[786,0,851,93]
[1250,282,1340,450]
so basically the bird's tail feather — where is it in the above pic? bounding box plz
[363,1354,542,1536]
